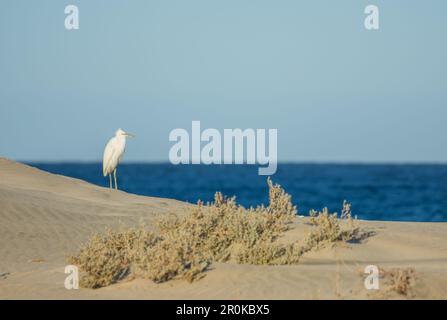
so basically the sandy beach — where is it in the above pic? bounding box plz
[0,158,446,300]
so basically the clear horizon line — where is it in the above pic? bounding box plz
[19,159,447,165]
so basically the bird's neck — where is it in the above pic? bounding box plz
[116,135,126,144]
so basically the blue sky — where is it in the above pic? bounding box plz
[0,0,446,162]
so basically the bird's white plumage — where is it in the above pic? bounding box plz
[102,129,133,190]
[102,135,126,176]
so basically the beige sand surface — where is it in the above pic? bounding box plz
[1,158,446,299]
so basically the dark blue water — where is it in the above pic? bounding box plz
[28,163,447,222]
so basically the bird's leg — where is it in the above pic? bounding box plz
[109,174,112,189]
[114,168,118,190]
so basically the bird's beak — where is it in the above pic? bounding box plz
[125,132,135,138]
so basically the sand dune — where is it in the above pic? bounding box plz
[0,158,446,299]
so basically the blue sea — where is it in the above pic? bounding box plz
[28,163,447,222]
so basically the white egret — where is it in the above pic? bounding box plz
[103,128,134,190]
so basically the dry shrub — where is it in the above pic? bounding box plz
[382,267,417,297]
[134,178,299,278]
[304,200,360,251]
[67,227,158,288]
[69,179,361,288]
